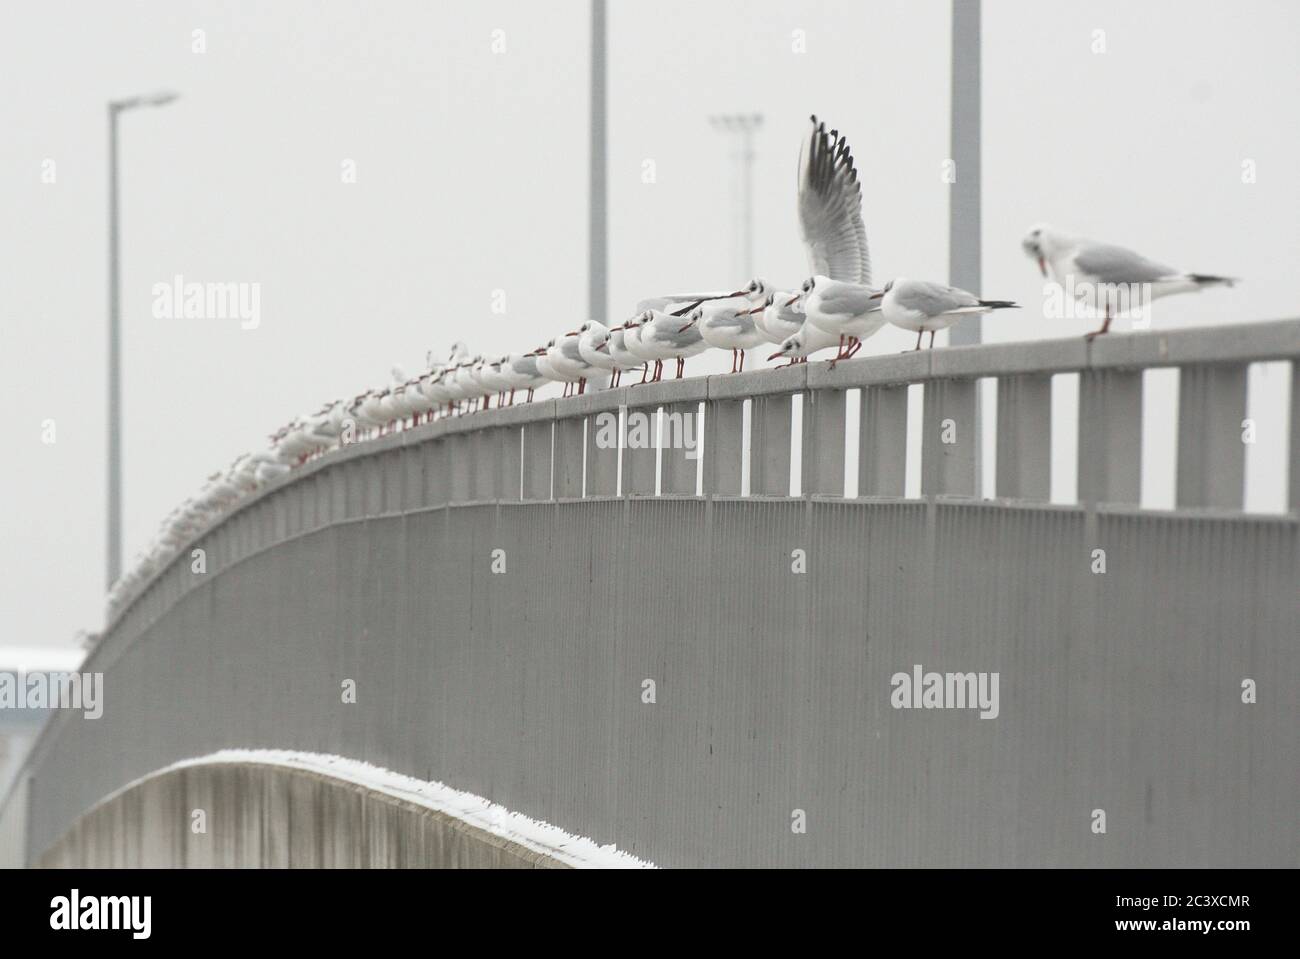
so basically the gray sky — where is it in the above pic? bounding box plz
[3,0,1298,649]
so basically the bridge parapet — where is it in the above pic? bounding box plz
[104,319,1300,645]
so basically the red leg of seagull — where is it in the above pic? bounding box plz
[928,331,936,349]
[739,350,746,372]
[1086,306,1112,341]
[913,329,923,352]
[846,337,862,359]
[527,388,534,403]
[579,377,587,395]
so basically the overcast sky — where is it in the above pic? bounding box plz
[3,0,1297,649]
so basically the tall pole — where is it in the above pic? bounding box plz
[709,114,763,280]
[105,90,178,591]
[588,0,607,324]
[948,0,981,345]
[107,105,122,590]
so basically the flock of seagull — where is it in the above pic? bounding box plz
[105,114,1236,617]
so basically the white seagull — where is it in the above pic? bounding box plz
[1021,224,1237,338]
[795,275,887,361]
[767,325,841,365]
[873,278,1019,351]
[602,325,647,385]
[679,301,766,373]
[753,291,804,346]
[625,309,707,381]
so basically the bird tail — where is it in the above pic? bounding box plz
[1187,274,1237,289]
[978,299,1019,310]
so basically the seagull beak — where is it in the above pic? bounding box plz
[767,351,783,361]
[745,304,765,315]
[565,330,579,337]
[785,295,799,307]
[677,320,696,333]
[727,289,749,298]
[1037,256,1047,277]
[868,291,883,301]
[596,341,609,353]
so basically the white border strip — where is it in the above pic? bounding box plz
[105,748,655,869]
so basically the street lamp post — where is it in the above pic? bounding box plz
[107,90,178,591]
[589,0,607,325]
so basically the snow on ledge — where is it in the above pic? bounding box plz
[133,748,656,869]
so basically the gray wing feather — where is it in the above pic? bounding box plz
[708,312,750,329]
[818,284,880,316]
[656,322,704,349]
[1074,244,1177,284]
[896,280,979,316]
[798,117,872,285]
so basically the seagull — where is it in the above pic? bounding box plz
[625,309,706,381]
[577,320,630,388]
[679,301,766,373]
[767,324,841,365]
[501,351,547,403]
[549,333,598,396]
[477,357,514,407]
[461,357,494,410]
[602,325,647,386]
[419,367,452,417]
[753,291,804,346]
[873,278,1019,350]
[1022,224,1237,338]
[795,275,887,361]
[799,115,872,285]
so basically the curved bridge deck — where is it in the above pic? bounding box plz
[5,322,1298,867]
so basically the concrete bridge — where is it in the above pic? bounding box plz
[4,320,1298,868]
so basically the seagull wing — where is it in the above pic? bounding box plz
[636,292,737,316]
[816,283,881,318]
[894,280,980,317]
[1073,243,1178,284]
[798,116,871,285]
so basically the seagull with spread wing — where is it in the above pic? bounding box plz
[799,114,872,286]
[790,115,884,361]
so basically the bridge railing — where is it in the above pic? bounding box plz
[103,319,1299,644]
